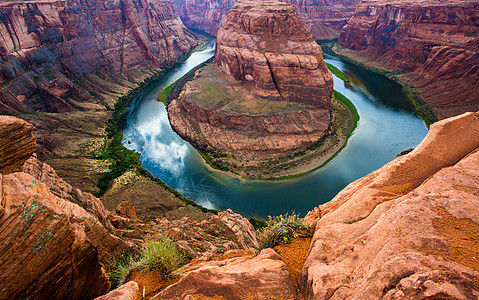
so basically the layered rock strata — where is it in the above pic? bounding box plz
[0,115,37,174]
[0,116,130,300]
[169,0,333,161]
[337,0,479,119]
[0,0,196,113]
[300,111,479,298]
[173,0,360,39]
[215,0,333,107]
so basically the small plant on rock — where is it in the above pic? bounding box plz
[139,235,186,276]
[259,212,309,249]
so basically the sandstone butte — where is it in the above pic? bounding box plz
[336,0,479,120]
[172,0,361,39]
[168,0,334,161]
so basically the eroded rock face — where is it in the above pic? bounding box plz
[0,115,37,174]
[151,249,296,299]
[215,0,333,107]
[94,281,140,300]
[173,0,360,39]
[300,111,479,299]
[0,0,196,113]
[169,1,333,161]
[0,171,121,300]
[337,0,479,119]
[0,116,130,299]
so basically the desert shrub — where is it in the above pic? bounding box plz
[108,253,139,287]
[139,236,185,276]
[259,213,309,249]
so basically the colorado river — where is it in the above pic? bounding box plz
[121,40,428,219]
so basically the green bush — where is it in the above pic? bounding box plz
[108,236,185,287]
[108,253,139,288]
[139,236,185,276]
[259,213,309,249]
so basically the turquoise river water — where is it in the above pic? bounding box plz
[121,41,428,219]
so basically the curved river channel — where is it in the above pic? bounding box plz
[121,40,428,219]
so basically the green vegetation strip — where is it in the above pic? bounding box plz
[98,51,217,214]
[320,42,438,127]
[326,62,349,82]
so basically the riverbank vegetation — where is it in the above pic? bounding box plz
[320,41,438,127]
[97,42,217,215]
[326,62,349,82]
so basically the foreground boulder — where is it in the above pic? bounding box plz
[300,111,479,298]
[0,116,130,299]
[151,249,296,299]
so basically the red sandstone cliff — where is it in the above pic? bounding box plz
[0,116,130,300]
[300,111,479,298]
[337,0,479,119]
[215,0,333,107]
[172,0,360,39]
[0,0,196,113]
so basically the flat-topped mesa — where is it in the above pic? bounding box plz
[214,0,333,108]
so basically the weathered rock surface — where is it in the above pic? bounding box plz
[300,111,479,299]
[0,170,129,300]
[95,281,140,300]
[0,116,130,300]
[0,115,37,174]
[0,0,196,113]
[215,0,333,106]
[173,0,360,39]
[139,209,259,260]
[151,248,296,299]
[337,0,479,119]
[117,201,138,220]
[169,0,333,161]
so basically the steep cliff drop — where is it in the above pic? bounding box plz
[300,111,479,298]
[0,0,196,114]
[173,0,361,39]
[0,0,200,192]
[0,116,131,300]
[335,0,479,120]
[168,0,336,176]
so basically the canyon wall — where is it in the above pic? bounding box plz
[0,0,196,113]
[337,0,479,119]
[300,111,479,298]
[172,0,360,38]
[0,116,130,300]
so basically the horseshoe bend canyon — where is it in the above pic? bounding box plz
[0,0,478,299]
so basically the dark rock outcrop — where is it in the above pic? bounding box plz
[337,0,479,119]
[0,0,196,113]
[173,0,360,39]
[300,111,479,298]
